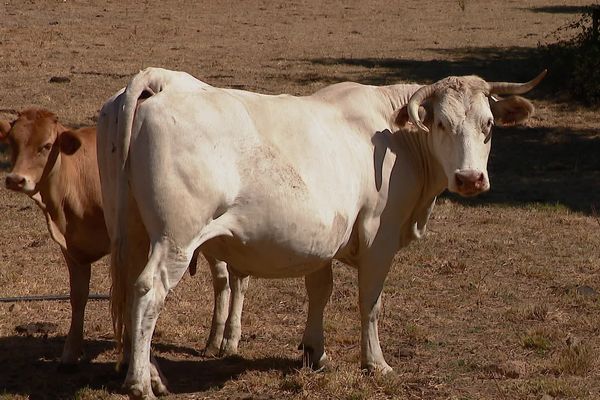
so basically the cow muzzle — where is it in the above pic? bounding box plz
[5,173,33,193]
[453,169,489,197]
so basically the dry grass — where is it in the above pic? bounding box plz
[1,0,600,399]
[555,336,595,376]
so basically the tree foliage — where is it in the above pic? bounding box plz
[542,6,600,105]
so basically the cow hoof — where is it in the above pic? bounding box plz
[203,344,221,358]
[151,377,169,397]
[300,345,328,371]
[219,338,239,357]
[361,363,394,375]
[57,362,79,373]
[148,356,168,396]
[127,383,156,400]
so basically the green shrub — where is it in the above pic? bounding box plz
[542,6,600,105]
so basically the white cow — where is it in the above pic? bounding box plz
[97,67,545,399]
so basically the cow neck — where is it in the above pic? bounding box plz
[35,123,71,234]
[393,129,446,241]
[384,84,447,200]
[381,84,421,112]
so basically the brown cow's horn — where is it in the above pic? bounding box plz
[407,84,436,133]
[488,69,547,95]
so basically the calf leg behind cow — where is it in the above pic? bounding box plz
[299,263,333,370]
[203,256,231,357]
[202,255,249,357]
[60,251,91,366]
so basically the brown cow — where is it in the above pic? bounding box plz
[0,108,248,367]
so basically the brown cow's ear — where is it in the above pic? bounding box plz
[58,130,82,155]
[0,120,11,141]
[490,95,534,126]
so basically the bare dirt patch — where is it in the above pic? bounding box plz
[1,1,599,399]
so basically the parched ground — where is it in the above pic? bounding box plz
[0,1,599,399]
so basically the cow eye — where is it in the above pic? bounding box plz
[39,142,52,153]
[484,132,491,144]
[437,121,444,131]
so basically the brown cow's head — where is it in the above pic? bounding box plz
[0,108,81,195]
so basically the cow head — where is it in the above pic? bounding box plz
[404,70,545,197]
[0,108,81,195]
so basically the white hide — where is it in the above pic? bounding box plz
[98,67,537,399]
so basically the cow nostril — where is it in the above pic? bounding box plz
[455,170,486,192]
[455,174,465,187]
[6,175,25,188]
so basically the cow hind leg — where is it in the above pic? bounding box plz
[203,256,231,357]
[220,266,249,356]
[125,239,191,400]
[60,252,91,367]
[299,263,332,370]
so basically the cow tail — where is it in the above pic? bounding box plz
[111,69,161,366]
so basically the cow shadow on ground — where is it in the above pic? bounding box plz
[0,336,119,400]
[0,334,298,399]
[526,5,595,14]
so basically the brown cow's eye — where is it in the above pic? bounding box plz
[437,121,444,131]
[39,142,52,153]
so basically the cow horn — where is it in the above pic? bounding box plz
[407,84,436,133]
[488,69,547,95]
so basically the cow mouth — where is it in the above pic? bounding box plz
[454,186,490,197]
[450,185,490,197]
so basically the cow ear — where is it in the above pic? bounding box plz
[0,119,11,141]
[392,104,431,130]
[490,95,534,126]
[58,130,81,155]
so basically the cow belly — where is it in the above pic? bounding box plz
[201,236,330,278]
[199,208,350,278]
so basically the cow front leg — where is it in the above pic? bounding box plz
[358,264,392,374]
[60,251,91,367]
[299,263,333,370]
[220,266,249,356]
[204,256,230,357]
